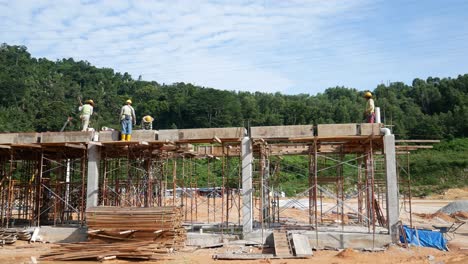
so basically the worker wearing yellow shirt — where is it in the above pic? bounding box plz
[78,99,94,131]
[364,92,375,123]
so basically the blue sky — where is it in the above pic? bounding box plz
[1,0,467,95]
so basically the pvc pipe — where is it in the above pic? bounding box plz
[375,107,381,123]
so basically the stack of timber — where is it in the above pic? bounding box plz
[40,206,185,261]
[86,206,186,249]
[40,241,173,261]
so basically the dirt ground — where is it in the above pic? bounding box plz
[0,189,467,264]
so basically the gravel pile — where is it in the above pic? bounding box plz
[438,200,468,214]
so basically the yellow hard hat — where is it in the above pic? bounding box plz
[144,115,153,122]
[126,99,132,104]
[364,91,372,98]
[86,99,94,106]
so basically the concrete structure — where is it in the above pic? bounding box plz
[86,144,100,208]
[384,134,399,241]
[241,136,253,234]
[0,124,405,248]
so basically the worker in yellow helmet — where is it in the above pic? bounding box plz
[78,99,94,131]
[363,92,375,123]
[141,115,154,130]
[120,99,136,141]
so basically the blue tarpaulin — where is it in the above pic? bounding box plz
[400,225,448,251]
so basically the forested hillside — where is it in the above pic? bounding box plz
[1,43,467,195]
[1,44,467,140]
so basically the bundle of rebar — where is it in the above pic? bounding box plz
[40,206,186,261]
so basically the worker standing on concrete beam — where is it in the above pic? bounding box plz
[364,91,375,123]
[79,99,94,131]
[141,115,154,130]
[120,99,136,141]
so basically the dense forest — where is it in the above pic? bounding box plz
[1,44,467,195]
[1,44,467,139]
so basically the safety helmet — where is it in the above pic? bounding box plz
[86,99,94,106]
[364,92,372,98]
[126,99,132,104]
[143,115,153,122]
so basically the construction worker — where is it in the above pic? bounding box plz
[364,91,375,123]
[120,99,136,141]
[141,115,154,130]
[78,99,94,131]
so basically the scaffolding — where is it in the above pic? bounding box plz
[0,126,436,246]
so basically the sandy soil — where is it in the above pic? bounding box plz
[0,190,467,264]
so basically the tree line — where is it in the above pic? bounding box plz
[1,44,467,140]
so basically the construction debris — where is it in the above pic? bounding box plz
[438,200,468,214]
[0,228,32,245]
[40,206,186,261]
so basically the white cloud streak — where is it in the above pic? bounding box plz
[1,0,401,93]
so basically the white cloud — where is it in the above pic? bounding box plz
[1,0,374,93]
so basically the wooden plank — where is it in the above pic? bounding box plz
[273,231,292,257]
[64,143,86,149]
[291,234,313,257]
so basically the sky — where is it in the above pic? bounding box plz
[1,0,468,95]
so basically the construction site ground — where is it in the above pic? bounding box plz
[0,188,467,264]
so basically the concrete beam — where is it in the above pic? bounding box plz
[131,130,158,141]
[158,129,179,141]
[86,144,100,208]
[98,131,120,141]
[0,133,39,144]
[384,135,399,242]
[360,123,381,136]
[241,137,253,235]
[41,132,94,143]
[159,127,246,141]
[250,125,313,139]
[317,124,358,137]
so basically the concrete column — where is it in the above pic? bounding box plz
[384,135,399,242]
[241,136,253,234]
[86,144,100,208]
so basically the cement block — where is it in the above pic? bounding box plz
[0,133,39,144]
[251,125,313,138]
[98,130,120,141]
[37,226,87,243]
[40,131,94,143]
[360,123,381,136]
[131,130,157,141]
[186,233,223,246]
[317,124,358,137]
